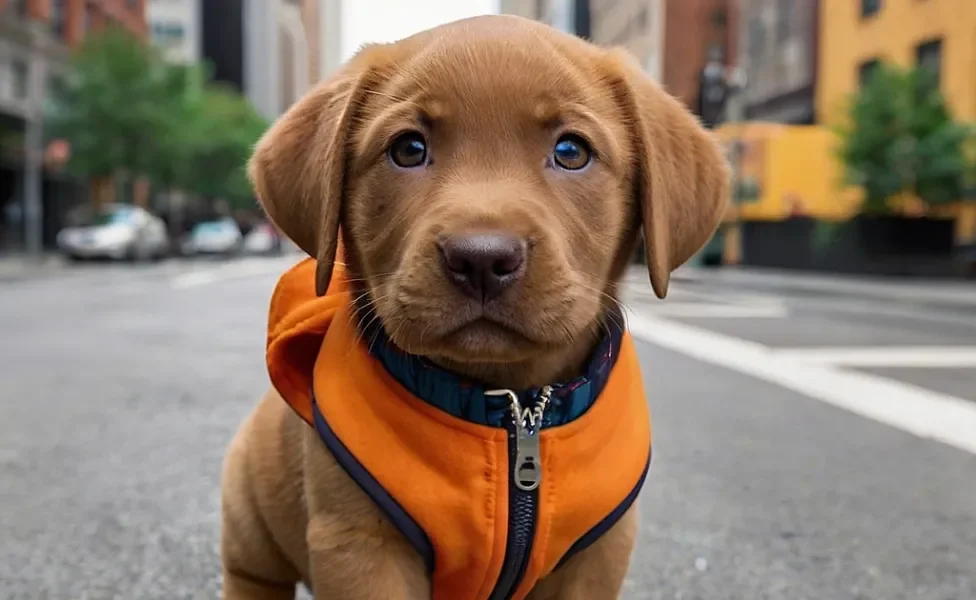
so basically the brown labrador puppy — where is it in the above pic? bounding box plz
[222,14,728,600]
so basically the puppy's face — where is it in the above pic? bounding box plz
[343,39,635,364]
[251,16,729,372]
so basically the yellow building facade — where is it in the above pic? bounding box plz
[816,0,976,242]
[817,0,976,123]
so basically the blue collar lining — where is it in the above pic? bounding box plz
[362,311,625,429]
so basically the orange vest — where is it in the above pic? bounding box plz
[267,256,652,600]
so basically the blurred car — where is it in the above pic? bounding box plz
[242,221,283,255]
[181,218,243,257]
[56,204,169,262]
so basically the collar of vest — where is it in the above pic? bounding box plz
[360,311,624,429]
[266,254,625,430]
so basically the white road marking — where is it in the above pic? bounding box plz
[644,302,789,319]
[170,259,292,289]
[626,310,976,456]
[774,346,976,368]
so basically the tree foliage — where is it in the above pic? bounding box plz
[46,26,269,208]
[836,62,974,213]
[180,85,269,210]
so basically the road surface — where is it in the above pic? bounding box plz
[1,257,974,600]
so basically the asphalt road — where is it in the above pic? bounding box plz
[1,256,975,600]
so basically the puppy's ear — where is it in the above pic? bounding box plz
[249,48,382,296]
[608,51,730,299]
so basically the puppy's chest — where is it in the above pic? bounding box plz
[310,363,650,600]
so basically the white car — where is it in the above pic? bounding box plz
[182,218,243,257]
[242,221,283,255]
[56,204,169,262]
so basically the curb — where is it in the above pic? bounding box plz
[679,267,976,311]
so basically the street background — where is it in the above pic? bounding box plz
[2,256,975,600]
[3,0,976,599]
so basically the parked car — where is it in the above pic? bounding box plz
[181,218,243,257]
[242,221,283,255]
[56,204,169,262]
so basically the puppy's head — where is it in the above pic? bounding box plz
[251,16,728,373]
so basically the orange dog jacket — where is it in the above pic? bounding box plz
[267,256,652,600]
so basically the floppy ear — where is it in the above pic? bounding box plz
[248,48,383,296]
[607,51,730,299]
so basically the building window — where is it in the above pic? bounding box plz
[858,58,880,87]
[710,8,727,28]
[47,73,66,100]
[748,18,765,65]
[861,0,882,18]
[152,21,185,45]
[50,0,66,36]
[11,57,29,100]
[916,38,942,88]
[9,0,27,17]
[776,0,793,42]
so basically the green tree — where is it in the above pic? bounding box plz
[836,63,973,213]
[182,85,269,210]
[47,26,269,213]
[142,62,209,195]
[46,27,177,201]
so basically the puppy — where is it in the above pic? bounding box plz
[221,15,728,600]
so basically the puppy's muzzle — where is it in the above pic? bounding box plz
[437,232,527,302]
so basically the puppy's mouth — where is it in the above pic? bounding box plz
[443,314,537,345]
[374,295,556,363]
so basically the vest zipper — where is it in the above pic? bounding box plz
[485,386,552,600]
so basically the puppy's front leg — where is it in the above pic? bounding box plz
[529,505,639,600]
[306,514,430,599]
[303,434,429,599]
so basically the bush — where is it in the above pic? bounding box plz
[835,63,973,213]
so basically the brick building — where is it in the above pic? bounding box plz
[2,0,146,44]
[0,0,147,253]
[658,0,738,114]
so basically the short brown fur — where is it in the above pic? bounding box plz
[224,14,728,599]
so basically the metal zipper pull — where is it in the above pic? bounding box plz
[486,386,553,492]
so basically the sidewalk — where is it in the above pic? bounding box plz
[669,265,976,310]
[0,254,66,281]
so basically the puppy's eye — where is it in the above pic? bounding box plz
[552,135,591,171]
[389,132,428,168]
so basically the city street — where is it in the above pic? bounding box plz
[1,256,975,600]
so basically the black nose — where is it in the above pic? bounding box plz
[438,233,527,301]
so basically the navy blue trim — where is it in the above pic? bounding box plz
[361,307,626,429]
[311,390,435,573]
[553,447,652,570]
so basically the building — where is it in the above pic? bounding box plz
[543,0,738,121]
[499,0,591,36]
[816,0,976,244]
[817,0,976,124]
[660,0,737,116]
[739,0,818,125]
[0,0,147,254]
[146,0,199,64]
[200,0,341,121]
[589,0,665,82]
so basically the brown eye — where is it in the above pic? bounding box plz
[552,135,591,170]
[388,132,428,168]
